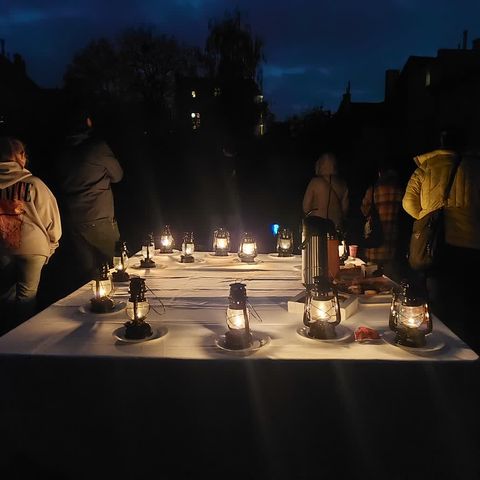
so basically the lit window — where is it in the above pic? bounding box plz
[191,112,196,118]
[425,70,431,87]
[192,112,201,130]
[214,87,221,97]
[191,90,196,98]
[255,94,264,104]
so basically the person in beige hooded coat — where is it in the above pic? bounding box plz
[0,137,62,326]
[403,130,480,351]
[302,152,349,230]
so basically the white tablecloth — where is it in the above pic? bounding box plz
[0,252,477,361]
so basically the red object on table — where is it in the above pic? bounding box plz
[354,326,381,342]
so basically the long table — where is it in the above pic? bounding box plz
[0,252,479,479]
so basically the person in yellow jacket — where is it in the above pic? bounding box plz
[402,130,480,350]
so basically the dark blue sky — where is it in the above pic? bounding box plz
[2,0,480,119]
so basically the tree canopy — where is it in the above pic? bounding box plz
[64,26,205,109]
[205,9,264,83]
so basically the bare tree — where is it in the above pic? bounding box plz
[206,9,265,81]
[118,27,179,105]
[64,26,205,111]
[64,38,120,98]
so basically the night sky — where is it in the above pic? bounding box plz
[2,0,480,119]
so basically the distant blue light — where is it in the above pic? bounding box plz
[271,224,280,236]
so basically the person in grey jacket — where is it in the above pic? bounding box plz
[57,112,123,285]
[0,137,62,325]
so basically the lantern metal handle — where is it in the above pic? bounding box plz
[300,210,315,250]
[144,284,166,316]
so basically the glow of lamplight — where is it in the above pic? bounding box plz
[161,236,172,247]
[126,301,150,321]
[96,285,106,298]
[242,242,255,256]
[114,257,123,271]
[309,299,333,321]
[217,238,228,249]
[226,308,248,329]
[399,305,425,328]
[183,243,194,255]
[279,239,291,250]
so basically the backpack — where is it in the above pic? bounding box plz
[361,186,384,249]
[0,198,25,249]
[408,156,461,271]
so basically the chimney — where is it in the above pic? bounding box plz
[337,81,352,114]
[344,81,351,100]
[13,53,26,76]
[463,30,468,50]
[0,39,5,57]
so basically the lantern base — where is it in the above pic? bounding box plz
[239,255,256,263]
[90,296,115,314]
[124,320,153,340]
[112,270,130,282]
[307,321,338,340]
[394,328,427,348]
[214,250,229,256]
[180,255,194,263]
[225,330,253,350]
[277,251,293,257]
[140,258,156,268]
[159,249,173,254]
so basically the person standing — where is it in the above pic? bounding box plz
[360,164,404,277]
[0,137,61,328]
[56,111,123,286]
[402,129,480,350]
[302,152,349,230]
[213,140,242,231]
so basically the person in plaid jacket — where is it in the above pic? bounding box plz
[360,165,403,275]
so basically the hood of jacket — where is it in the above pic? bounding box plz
[64,130,91,147]
[413,149,456,167]
[0,161,33,189]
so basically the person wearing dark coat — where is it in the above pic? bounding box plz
[56,114,123,285]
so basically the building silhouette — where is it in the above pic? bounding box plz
[0,40,39,137]
[0,40,65,155]
[335,30,480,185]
[175,75,268,140]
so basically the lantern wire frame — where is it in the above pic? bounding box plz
[231,278,263,323]
[108,265,166,316]
[143,283,166,316]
